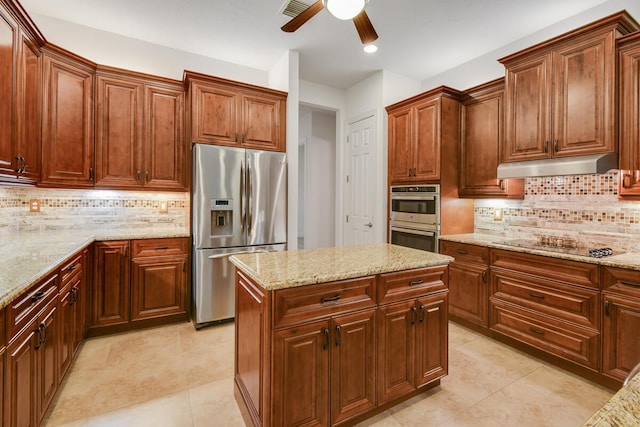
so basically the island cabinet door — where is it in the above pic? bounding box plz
[415,292,448,388]
[272,320,330,427]
[377,299,416,404]
[330,309,377,426]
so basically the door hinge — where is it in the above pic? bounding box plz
[346,135,350,143]
[346,215,349,223]
[346,175,349,183]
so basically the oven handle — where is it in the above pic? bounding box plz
[390,226,436,237]
[391,194,436,201]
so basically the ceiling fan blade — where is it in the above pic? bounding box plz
[353,10,378,44]
[281,0,325,33]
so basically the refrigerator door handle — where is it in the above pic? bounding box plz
[240,160,245,233]
[247,159,253,237]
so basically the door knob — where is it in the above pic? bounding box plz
[365,222,373,228]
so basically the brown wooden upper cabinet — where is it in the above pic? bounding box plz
[0,1,44,186]
[459,78,523,199]
[40,44,96,187]
[184,71,287,152]
[618,32,640,198]
[95,66,186,190]
[500,11,639,163]
[387,87,461,184]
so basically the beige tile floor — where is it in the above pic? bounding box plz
[43,321,614,427]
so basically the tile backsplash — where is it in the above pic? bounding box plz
[0,187,189,234]
[474,171,640,252]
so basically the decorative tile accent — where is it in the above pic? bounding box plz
[475,171,640,252]
[0,187,189,234]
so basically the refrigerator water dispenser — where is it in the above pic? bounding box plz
[211,199,233,237]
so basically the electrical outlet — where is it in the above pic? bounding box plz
[493,207,503,221]
[29,199,41,212]
[159,200,169,213]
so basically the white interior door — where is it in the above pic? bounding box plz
[344,114,376,246]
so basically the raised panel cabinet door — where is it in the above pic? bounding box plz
[272,321,330,427]
[14,30,41,185]
[387,106,412,183]
[618,35,640,197]
[36,303,58,424]
[144,83,185,189]
[415,292,448,388]
[377,299,416,404]
[448,262,488,327]
[41,49,94,186]
[602,294,640,382]
[57,282,74,382]
[130,256,187,321]
[503,52,553,162]
[330,309,377,426]
[92,241,130,327]
[191,82,238,145]
[240,91,285,151]
[5,322,37,427]
[95,74,143,188]
[0,347,4,427]
[413,99,440,180]
[553,33,615,157]
[0,6,17,178]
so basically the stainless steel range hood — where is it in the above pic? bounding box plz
[496,152,618,179]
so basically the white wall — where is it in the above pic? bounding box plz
[283,51,300,250]
[30,13,269,86]
[420,0,640,90]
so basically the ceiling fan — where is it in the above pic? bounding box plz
[281,0,378,45]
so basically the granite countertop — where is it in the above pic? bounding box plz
[229,243,454,291]
[0,228,190,310]
[583,373,640,426]
[439,233,640,271]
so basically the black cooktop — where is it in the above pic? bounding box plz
[492,240,616,258]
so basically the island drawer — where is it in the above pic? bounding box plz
[273,276,376,329]
[7,272,59,341]
[439,241,488,265]
[601,267,640,298]
[490,300,600,371]
[132,238,188,258]
[491,269,600,329]
[491,249,599,289]
[377,265,448,305]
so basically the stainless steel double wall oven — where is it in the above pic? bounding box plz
[389,185,440,253]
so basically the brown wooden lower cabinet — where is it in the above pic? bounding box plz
[90,237,189,335]
[235,265,448,427]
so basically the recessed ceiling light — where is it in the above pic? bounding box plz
[363,44,378,53]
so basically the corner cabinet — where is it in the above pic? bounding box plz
[90,238,189,336]
[185,71,287,152]
[95,66,186,190]
[500,11,639,163]
[40,44,96,187]
[0,0,44,186]
[459,79,523,199]
[618,32,640,198]
[235,265,448,427]
[387,87,461,183]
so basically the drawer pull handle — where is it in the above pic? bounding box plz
[155,246,169,251]
[335,325,341,347]
[321,294,340,304]
[31,291,46,303]
[529,292,545,300]
[67,264,77,272]
[409,279,424,286]
[529,327,545,336]
[456,249,468,255]
[322,328,329,350]
[621,280,640,288]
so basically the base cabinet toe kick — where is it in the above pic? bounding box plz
[233,264,450,427]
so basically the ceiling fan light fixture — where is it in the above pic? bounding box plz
[363,44,377,53]
[323,0,367,20]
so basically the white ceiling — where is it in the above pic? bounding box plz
[20,0,616,89]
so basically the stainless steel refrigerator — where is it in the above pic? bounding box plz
[192,144,287,328]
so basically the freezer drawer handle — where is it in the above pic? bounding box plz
[207,249,273,260]
[321,294,340,304]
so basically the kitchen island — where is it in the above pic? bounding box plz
[229,243,453,427]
